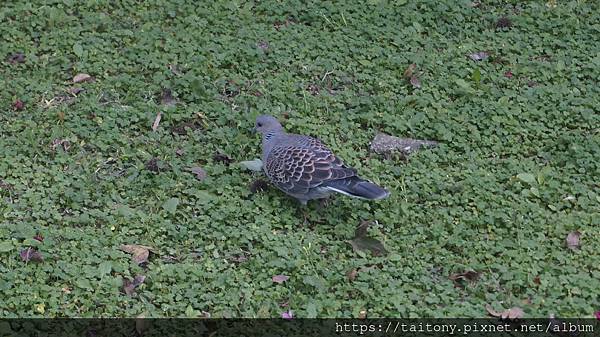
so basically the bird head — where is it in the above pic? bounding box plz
[254,115,283,134]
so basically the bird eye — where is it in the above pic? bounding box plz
[257,123,263,127]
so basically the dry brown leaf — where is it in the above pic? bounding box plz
[506,307,524,319]
[566,231,581,250]
[123,275,146,296]
[120,244,153,264]
[449,270,480,284]
[68,87,84,95]
[346,269,358,282]
[20,247,43,262]
[410,75,421,88]
[485,304,503,317]
[486,304,524,320]
[189,167,207,181]
[358,309,367,319]
[403,63,417,78]
[160,88,177,106]
[272,275,289,284]
[73,73,92,83]
[152,112,162,132]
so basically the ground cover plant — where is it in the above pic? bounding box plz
[0,0,599,318]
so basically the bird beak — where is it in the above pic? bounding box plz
[251,127,257,134]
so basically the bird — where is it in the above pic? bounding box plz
[254,115,390,205]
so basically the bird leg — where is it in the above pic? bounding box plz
[316,195,335,210]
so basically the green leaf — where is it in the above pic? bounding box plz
[472,68,481,85]
[239,159,263,172]
[162,198,180,214]
[73,43,83,57]
[98,261,112,276]
[455,79,474,93]
[117,204,135,218]
[348,237,388,256]
[306,302,318,318]
[185,305,197,317]
[22,238,41,247]
[0,241,14,253]
[75,278,92,290]
[517,173,536,185]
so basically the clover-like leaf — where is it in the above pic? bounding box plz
[162,198,180,214]
[240,159,263,171]
[517,173,536,185]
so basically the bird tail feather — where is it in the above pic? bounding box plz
[323,177,390,200]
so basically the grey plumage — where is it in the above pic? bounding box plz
[254,115,390,205]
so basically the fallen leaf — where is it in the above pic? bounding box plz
[240,159,263,172]
[485,304,503,317]
[33,234,44,242]
[120,244,153,264]
[152,112,162,131]
[505,307,524,319]
[370,133,438,156]
[122,275,146,296]
[409,75,421,88]
[73,73,92,83]
[469,51,489,61]
[346,269,358,282]
[189,167,207,181]
[19,247,43,262]
[566,231,581,250]
[51,139,71,152]
[175,149,185,156]
[449,270,480,283]
[496,16,512,29]
[348,237,388,256]
[12,99,24,111]
[145,158,162,172]
[272,275,289,284]
[347,221,388,256]
[504,71,513,78]
[281,310,294,320]
[358,309,367,319]
[0,179,13,191]
[257,41,269,50]
[7,52,25,64]
[68,87,84,95]
[355,220,371,238]
[486,304,524,319]
[533,276,541,285]
[595,311,600,320]
[403,63,417,78]
[160,88,177,106]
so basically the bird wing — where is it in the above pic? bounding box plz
[264,135,356,195]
